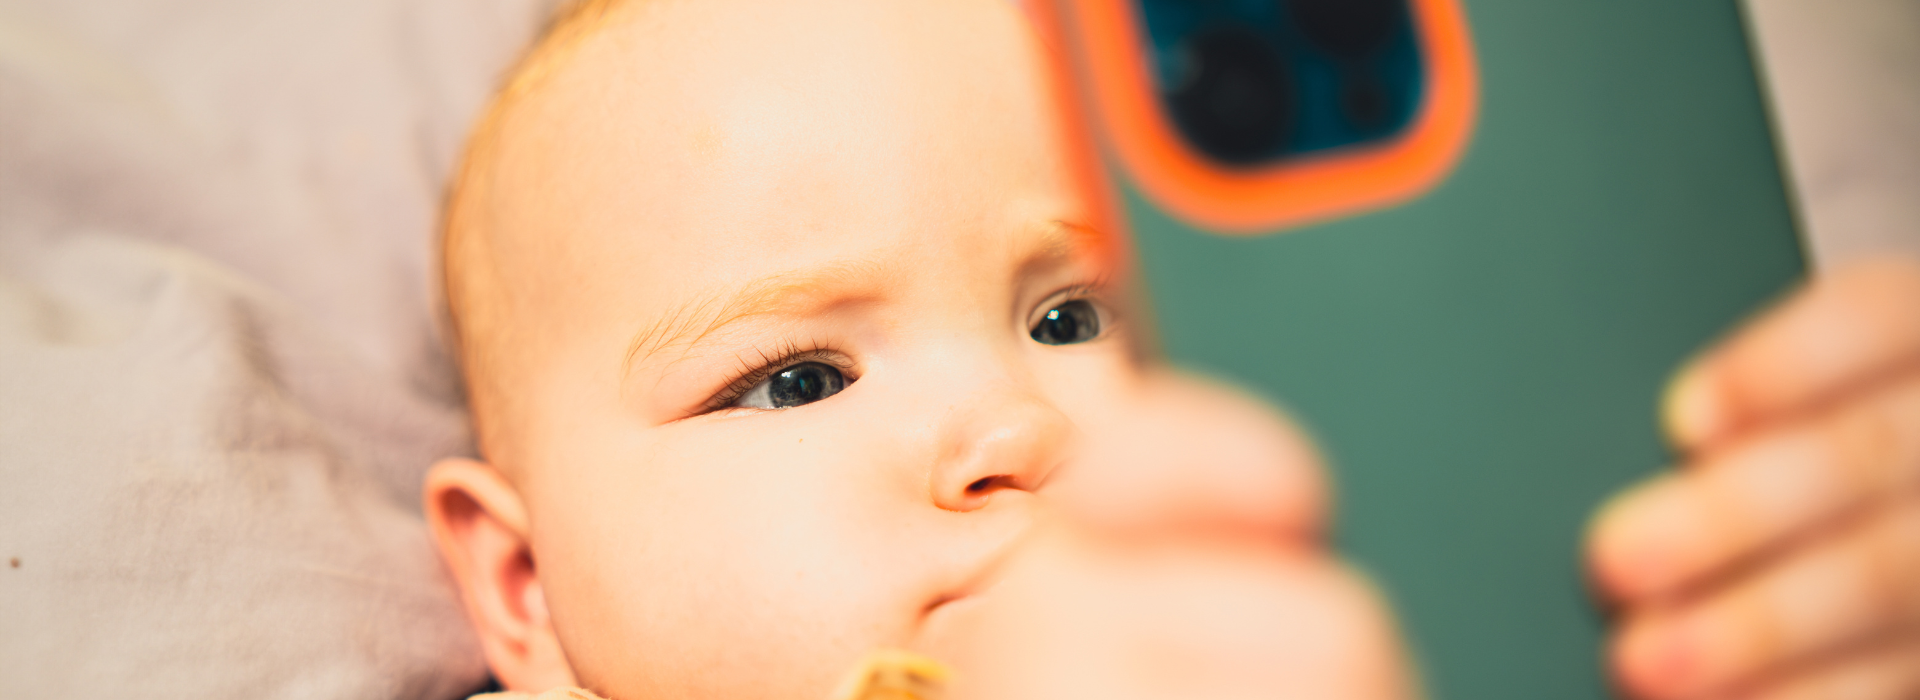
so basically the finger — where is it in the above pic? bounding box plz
[1748,637,1920,700]
[1592,371,1920,600]
[1667,258,1920,450]
[1610,504,1920,700]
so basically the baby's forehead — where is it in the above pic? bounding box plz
[481,0,1079,278]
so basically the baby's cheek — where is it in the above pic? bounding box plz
[527,441,912,700]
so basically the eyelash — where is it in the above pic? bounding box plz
[696,280,1111,413]
[701,340,854,412]
[1033,280,1113,325]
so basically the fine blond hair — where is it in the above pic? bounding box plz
[439,0,642,464]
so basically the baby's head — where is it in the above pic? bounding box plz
[426,1,1337,698]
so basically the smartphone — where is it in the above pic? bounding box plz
[1047,1,1806,698]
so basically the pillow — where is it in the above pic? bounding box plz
[0,0,553,697]
[1744,0,1920,266]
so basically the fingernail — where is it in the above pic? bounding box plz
[1663,361,1723,448]
[1588,477,1699,600]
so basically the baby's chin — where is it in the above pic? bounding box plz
[910,529,1418,700]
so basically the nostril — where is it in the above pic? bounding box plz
[966,477,995,494]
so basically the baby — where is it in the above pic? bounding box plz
[424,1,1920,699]
[423,0,1409,697]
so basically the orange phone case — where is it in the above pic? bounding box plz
[1053,0,1480,233]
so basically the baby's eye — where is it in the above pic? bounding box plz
[1030,299,1103,345]
[733,361,848,409]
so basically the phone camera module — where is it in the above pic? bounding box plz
[1164,28,1295,166]
[1287,0,1405,58]
[1341,73,1390,129]
[1139,0,1424,167]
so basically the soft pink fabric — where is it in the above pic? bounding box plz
[0,0,555,698]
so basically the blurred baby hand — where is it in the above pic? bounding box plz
[916,529,1417,700]
[1045,367,1329,545]
[910,367,1413,700]
[1590,259,1920,699]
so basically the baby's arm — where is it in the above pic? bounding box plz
[1591,258,1920,700]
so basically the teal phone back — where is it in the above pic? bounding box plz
[1114,1,1804,697]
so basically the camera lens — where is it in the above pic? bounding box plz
[1341,73,1389,129]
[1164,28,1293,166]
[1287,0,1404,58]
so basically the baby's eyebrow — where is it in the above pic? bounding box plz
[623,258,890,373]
[1030,219,1101,270]
[622,219,1104,374]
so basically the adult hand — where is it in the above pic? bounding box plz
[1590,259,1920,699]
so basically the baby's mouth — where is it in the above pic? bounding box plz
[918,559,1005,627]
[911,584,995,667]
[912,526,1039,649]
[922,591,970,616]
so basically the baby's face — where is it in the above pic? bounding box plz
[445,1,1330,698]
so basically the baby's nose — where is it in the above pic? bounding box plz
[1044,368,1329,544]
[928,383,1075,512]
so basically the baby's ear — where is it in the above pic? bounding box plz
[425,458,578,692]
